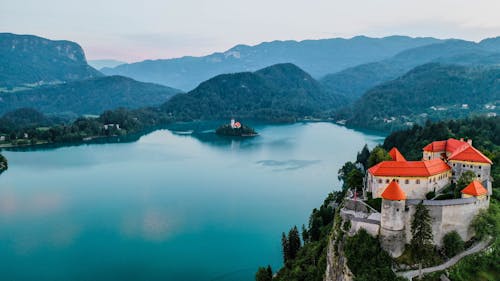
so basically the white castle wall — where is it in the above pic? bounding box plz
[402,197,490,247]
[367,171,451,199]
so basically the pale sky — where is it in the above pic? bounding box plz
[1,0,499,62]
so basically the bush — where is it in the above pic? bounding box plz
[442,231,465,257]
[426,191,436,200]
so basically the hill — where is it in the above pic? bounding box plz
[0,33,102,89]
[160,63,345,121]
[102,36,441,90]
[0,76,181,116]
[320,38,500,101]
[344,63,500,130]
[88,59,127,70]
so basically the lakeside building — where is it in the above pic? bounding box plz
[343,138,492,257]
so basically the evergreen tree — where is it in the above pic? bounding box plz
[356,144,370,170]
[410,202,433,278]
[255,265,273,281]
[288,226,301,260]
[346,168,364,192]
[301,224,309,244]
[281,232,289,264]
[309,210,323,241]
[0,153,7,174]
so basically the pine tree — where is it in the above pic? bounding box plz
[281,232,289,264]
[410,202,433,278]
[288,226,301,260]
[356,144,370,170]
[301,224,309,244]
[255,265,273,281]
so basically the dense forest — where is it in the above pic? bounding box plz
[0,107,172,146]
[160,63,346,122]
[344,64,500,130]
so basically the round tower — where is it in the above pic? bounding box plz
[380,180,407,257]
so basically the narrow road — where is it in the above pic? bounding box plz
[397,239,491,280]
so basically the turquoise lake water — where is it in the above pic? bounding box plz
[0,122,384,281]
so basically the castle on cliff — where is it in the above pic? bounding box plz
[342,138,493,257]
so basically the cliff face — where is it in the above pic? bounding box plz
[324,219,354,281]
[0,33,102,87]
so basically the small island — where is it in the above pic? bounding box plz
[216,119,258,137]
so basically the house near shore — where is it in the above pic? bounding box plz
[342,138,493,257]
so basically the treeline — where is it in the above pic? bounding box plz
[0,107,174,146]
[257,192,340,281]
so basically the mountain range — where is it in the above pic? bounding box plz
[0,33,102,89]
[0,76,180,117]
[101,36,442,91]
[344,63,500,130]
[320,39,500,101]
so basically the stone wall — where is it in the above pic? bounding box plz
[449,160,491,183]
[403,197,489,247]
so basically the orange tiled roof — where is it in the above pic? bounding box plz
[461,180,488,196]
[381,180,406,200]
[448,146,493,164]
[368,158,450,177]
[423,138,468,153]
[389,147,407,162]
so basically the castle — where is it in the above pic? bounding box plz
[342,138,492,257]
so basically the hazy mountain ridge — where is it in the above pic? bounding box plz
[160,63,346,121]
[102,36,442,90]
[0,76,181,117]
[320,38,500,101]
[0,33,102,88]
[343,63,500,130]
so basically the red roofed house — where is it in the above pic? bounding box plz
[367,157,451,199]
[423,138,492,184]
[367,138,492,199]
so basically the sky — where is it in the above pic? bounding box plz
[1,0,499,62]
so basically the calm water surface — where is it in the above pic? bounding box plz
[0,122,384,281]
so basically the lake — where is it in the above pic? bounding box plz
[0,122,384,281]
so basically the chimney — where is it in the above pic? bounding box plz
[467,139,472,146]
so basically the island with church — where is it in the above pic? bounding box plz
[215,119,258,137]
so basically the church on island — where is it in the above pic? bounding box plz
[342,138,493,257]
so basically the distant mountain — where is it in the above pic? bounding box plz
[88,59,127,70]
[160,63,346,122]
[102,36,442,91]
[0,76,181,116]
[344,63,500,130]
[0,33,102,89]
[320,38,500,101]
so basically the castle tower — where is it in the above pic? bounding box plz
[380,180,407,257]
[461,180,488,200]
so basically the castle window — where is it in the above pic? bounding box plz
[405,179,409,184]
[416,179,420,184]
[479,166,482,169]
[396,208,400,212]
[470,165,473,168]
[478,174,481,178]
[463,164,465,167]
[453,163,456,167]
[386,179,390,183]
[378,179,382,184]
